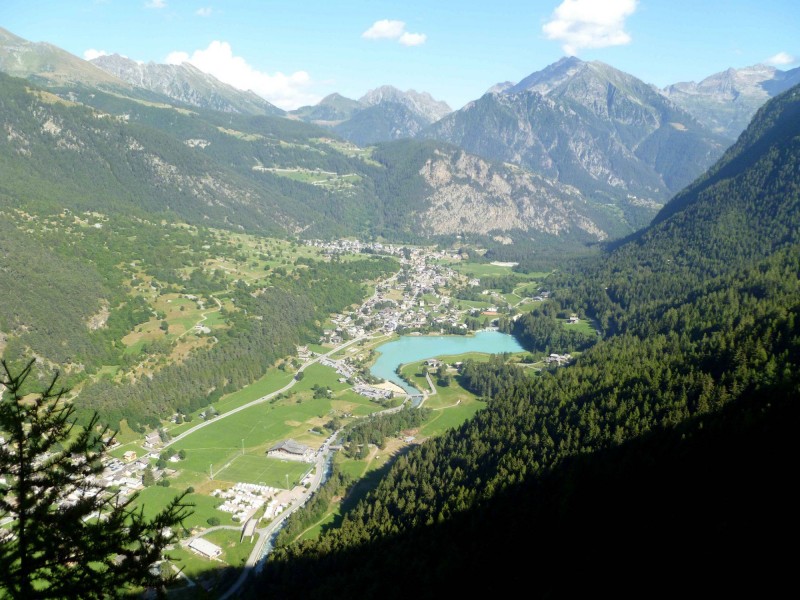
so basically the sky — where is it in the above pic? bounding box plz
[1,0,798,110]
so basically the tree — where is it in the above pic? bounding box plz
[142,468,156,487]
[0,360,192,599]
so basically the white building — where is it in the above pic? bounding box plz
[189,537,222,559]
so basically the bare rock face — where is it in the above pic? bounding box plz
[417,149,606,240]
[421,58,728,215]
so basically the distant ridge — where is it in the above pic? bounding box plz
[662,63,800,139]
[91,54,285,116]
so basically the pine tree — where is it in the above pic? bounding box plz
[0,360,192,599]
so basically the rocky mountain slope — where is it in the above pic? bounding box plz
[421,57,728,222]
[90,54,284,116]
[333,101,432,146]
[415,148,604,240]
[663,64,800,140]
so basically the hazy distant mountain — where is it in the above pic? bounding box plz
[663,64,800,139]
[333,101,432,146]
[421,57,728,229]
[289,93,362,124]
[359,86,451,123]
[91,54,284,116]
[292,85,452,144]
[0,26,126,89]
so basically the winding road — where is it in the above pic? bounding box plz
[162,335,368,451]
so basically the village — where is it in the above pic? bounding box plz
[4,239,570,578]
[306,239,535,341]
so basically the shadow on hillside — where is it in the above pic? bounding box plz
[241,385,797,600]
[322,444,414,536]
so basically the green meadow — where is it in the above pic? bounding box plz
[214,455,312,488]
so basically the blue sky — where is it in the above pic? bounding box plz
[1,1,798,110]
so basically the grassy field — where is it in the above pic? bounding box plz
[153,361,381,498]
[398,359,487,438]
[455,299,493,310]
[164,546,213,581]
[205,529,256,568]
[214,454,312,488]
[563,318,600,335]
[165,367,295,437]
[132,486,236,531]
[515,301,545,314]
[451,262,516,278]
[259,167,362,191]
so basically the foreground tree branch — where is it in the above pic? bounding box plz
[0,359,193,599]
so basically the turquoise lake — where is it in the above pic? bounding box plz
[370,330,524,395]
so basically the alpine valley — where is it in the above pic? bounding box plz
[0,21,798,600]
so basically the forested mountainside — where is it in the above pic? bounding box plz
[0,72,381,238]
[253,84,800,598]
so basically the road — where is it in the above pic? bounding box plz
[218,430,341,600]
[162,336,368,450]
[217,388,416,600]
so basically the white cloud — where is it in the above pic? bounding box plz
[543,0,637,55]
[399,32,427,47]
[83,49,109,61]
[165,51,190,64]
[765,51,796,66]
[362,19,407,40]
[145,0,166,9]
[196,7,212,17]
[362,19,426,46]
[164,41,318,110]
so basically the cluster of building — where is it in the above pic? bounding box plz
[353,383,394,400]
[318,356,356,380]
[212,482,276,522]
[547,353,573,365]
[262,497,290,520]
[320,249,466,343]
[95,454,151,500]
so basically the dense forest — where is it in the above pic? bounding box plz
[75,255,398,430]
[251,84,800,597]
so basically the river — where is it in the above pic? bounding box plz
[370,330,524,394]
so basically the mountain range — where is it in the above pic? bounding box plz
[1,25,797,251]
[422,57,729,222]
[289,85,452,146]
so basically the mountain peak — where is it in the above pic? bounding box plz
[510,56,587,95]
